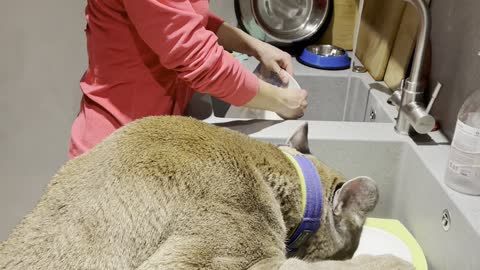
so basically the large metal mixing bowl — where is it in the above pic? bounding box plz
[235,0,331,47]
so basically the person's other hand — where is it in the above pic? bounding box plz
[254,41,293,85]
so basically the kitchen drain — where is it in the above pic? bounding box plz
[441,209,451,231]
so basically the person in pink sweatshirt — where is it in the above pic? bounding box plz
[69,0,308,159]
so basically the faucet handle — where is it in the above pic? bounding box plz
[388,90,402,107]
[402,102,435,134]
[387,78,406,107]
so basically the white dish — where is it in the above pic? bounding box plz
[284,72,301,90]
[354,226,413,263]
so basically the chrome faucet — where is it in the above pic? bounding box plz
[389,0,435,135]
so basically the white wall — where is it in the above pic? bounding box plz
[0,1,87,240]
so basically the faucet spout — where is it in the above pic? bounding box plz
[404,0,430,84]
[390,0,435,135]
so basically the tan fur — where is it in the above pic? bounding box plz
[0,116,413,269]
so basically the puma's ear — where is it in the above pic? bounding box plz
[333,176,379,218]
[286,122,310,154]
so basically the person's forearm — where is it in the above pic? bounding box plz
[243,80,282,111]
[216,23,261,58]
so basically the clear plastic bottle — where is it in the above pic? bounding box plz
[445,89,480,195]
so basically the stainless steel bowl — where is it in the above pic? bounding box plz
[305,45,346,57]
[236,0,331,46]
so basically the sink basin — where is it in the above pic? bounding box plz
[212,76,394,122]
[207,119,480,270]
[306,139,479,270]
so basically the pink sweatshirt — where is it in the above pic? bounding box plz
[69,0,259,158]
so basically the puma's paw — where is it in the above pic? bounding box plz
[352,254,416,270]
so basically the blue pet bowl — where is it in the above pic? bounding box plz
[298,45,351,70]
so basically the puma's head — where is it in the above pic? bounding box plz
[283,123,379,260]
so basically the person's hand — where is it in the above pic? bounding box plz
[275,88,308,119]
[244,80,308,120]
[254,41,293,85]
[215,23,293,84]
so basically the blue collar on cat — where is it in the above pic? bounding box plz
[280,149,324,253]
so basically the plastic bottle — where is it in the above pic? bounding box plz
[445,89,480,195]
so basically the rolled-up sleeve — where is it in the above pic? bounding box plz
[123,0,258,106]
[206,12,224,33]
